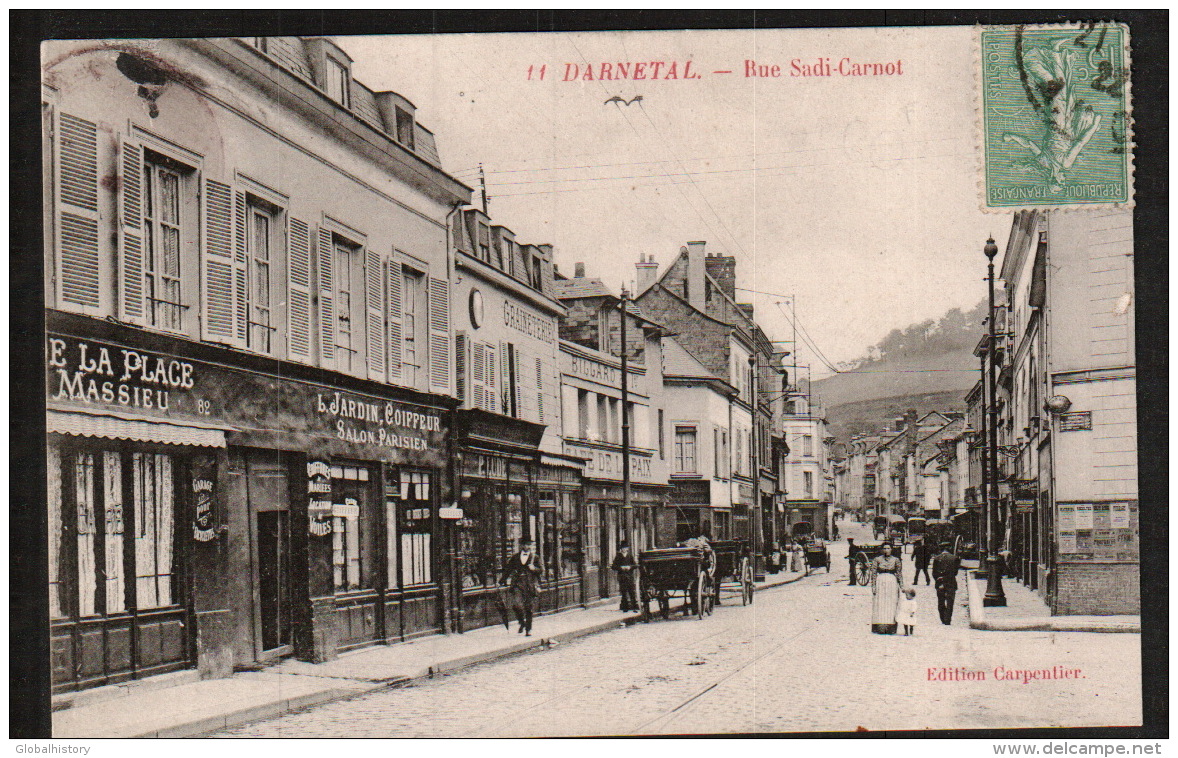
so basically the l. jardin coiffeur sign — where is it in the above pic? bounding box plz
[46,334,446,466]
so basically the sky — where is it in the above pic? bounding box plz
[336,26,1012,379]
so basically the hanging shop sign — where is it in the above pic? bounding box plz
[47,333,447,466]
[307,460,333,537]
[192,454,218,541]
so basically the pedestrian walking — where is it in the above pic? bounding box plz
[846,538,858,585]
[503,540,542,636]
[931,542,962,625]
[869,542,904,634]
[610,543,638,612]
[912,537,931,585]
[898,587,918,636]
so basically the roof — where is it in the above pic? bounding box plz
[553,278,615,300]
[662,337,722,381]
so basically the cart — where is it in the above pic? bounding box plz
[886,515,907,549]
[791,522,830,573]
[873,515,888,540]
[906,516,927,545]
[709,539,754,606]
[850,541,892,586]
[951,511,981,559]
[638,547,715,621]
[925,519,953,551]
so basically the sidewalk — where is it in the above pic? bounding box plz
[965,570,1140,633]
[54,569,808,738]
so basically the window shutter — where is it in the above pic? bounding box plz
[484,342,497,413]
[232,190,249,344]
[365,248,385,380]
[57,113,102,311]
[200,178,237,344]
[316,226,335,364]
[426,276,451,395]
[471,339,486,410]
[116,134,146,322]
[385,258,403,382]
[534,355,545,424]
[455,332,468,404]
[286,217,313,360]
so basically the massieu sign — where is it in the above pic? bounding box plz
[46,334,447,467]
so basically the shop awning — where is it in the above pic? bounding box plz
[46,409,228,448]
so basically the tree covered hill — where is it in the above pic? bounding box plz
[813,300,985,441]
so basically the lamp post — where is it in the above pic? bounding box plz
[749,352,764,580]
[983,237,1007,607]
[619,289,634,552]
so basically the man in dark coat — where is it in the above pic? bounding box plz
[610,543,638,611]
[846,538,858,585]
[931,543,962,625]
[912,537,932,585]
[503,540,542,635]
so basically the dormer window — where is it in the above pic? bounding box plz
[477,223,491,264]
[325,58,350,107]
[395,107,415,149]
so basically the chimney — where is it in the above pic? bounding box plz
[685,241,707,311]
[574,262,585,278]
[635,254,658,293]
[705,254,738,300]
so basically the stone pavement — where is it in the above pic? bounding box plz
[966,571,1141,633]
[53,567,807,738]
[215,556,1140,737]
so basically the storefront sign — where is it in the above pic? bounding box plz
[503,301,556,344]
[439,506,464,519]
[307,460,333,537]
[47,333,448,467]
[1014,498,1036,513]
[1058,411,1092,432]
[566,354,621,385]
[562,441,653,483]
[192,454,218,541]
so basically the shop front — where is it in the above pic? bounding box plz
[46,314,453,690]
[453,409,584,631]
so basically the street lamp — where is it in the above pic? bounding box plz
[983,237,1007,607]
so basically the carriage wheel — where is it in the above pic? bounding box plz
[695,571,708,620]
[854,556,871,586]
[740,558,753,606]
[954,535,964,557]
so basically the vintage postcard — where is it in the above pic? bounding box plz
[32,17,1151,741]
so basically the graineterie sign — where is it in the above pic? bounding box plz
[47,333,447,466]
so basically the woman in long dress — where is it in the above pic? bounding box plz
[870,542,904,634]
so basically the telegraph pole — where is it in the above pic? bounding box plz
[620,289,634,551]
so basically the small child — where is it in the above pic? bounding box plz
[898,587,917,635]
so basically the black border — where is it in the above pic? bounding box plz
[11,9,1167,740]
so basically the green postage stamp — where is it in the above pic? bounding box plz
[980,23,1132,210]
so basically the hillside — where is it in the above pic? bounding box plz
[812,301,985,441]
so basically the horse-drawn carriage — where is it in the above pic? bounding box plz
[886,515,907,548]
[849,541,893,586]
[873,515,888,540]
[709,539,754,605]
[638,546,714,621]
[951,511,981,559]
[791,521,830,573]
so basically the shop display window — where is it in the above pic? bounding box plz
[399,470,433,586]
[331,464,376,594]
[557,492,581,579]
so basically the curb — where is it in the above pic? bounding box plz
[95,575,814,737]
[966,570,1140,633]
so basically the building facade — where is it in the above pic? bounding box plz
[44,36,468,692]
[993,210,1138,615]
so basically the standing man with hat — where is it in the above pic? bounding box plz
[931,542,963,625]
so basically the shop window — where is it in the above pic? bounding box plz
[538,491,557,577]
[132,452,175,609]
[584,502,601,571]
[331,464,374,594]
[557,492,581,579]
[674,425,697,474]
[142,152,194,332]
[399,471,433,586]
[458,487,486,589]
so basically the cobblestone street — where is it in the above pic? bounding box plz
[216,534,1140,737]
